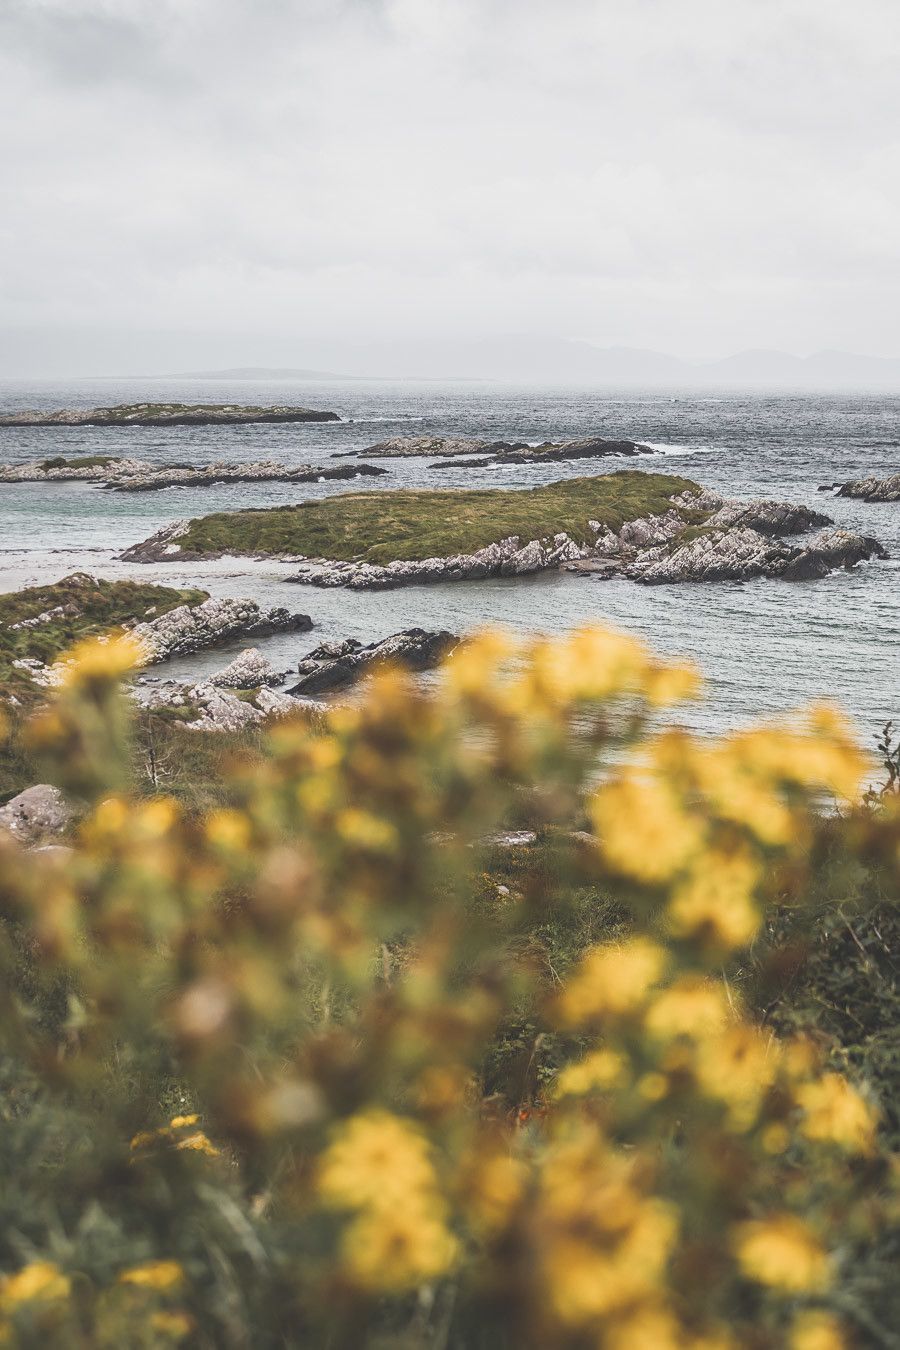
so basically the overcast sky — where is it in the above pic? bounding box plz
[2,0,899,376]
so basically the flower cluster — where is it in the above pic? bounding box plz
[0,626,896,1347]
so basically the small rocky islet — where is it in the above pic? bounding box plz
[119,471,887,588]
[0,456,387,491]
[337,433,653,465]
[831,473,900,503]
[0,401,341,428]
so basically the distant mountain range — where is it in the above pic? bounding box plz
[170,342,900,388]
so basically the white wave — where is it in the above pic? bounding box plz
[641,441,720,456]
[344,416,426,424]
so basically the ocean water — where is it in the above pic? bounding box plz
[0,377,897,742]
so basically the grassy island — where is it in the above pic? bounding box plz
[176,470,699,564]
[0,575,205,690]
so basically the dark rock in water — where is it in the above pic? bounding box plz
[288,628,458,695]
[836,474,900,502]
[703,499,832,535]
[0,403,340,428]
[428,435,653,469]
[343,436,527,459]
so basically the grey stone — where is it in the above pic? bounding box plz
[0,785,72,845]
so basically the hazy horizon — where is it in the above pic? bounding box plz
[3,0,900,379]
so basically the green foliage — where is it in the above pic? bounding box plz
[176,470,699,563]
[39,456,119,470]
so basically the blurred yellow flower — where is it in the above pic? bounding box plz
[118,1261,185,1291]
[175,1131,221,1158]
[318,1110,438,1210]
[56,633,143,687]
[667,850,761,949]
[555,1048,624,1097]
[341,1202,458,1291]
[789,1310,846,1350]
[592,773,704,884]
[643,976,732,1041]
[797,1073,877,1155]
[0,1262,70,1310]
[733,1215,830,1292]
[149,1310,195,1340]
[556,938,666,1025]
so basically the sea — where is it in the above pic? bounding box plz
[0,378,897,746]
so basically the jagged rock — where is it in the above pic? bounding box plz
[0,403,340,428]
[119,521,194,563]
[704,500,832,535]
[428,435,652,469]
[628,525,886,584]
[780,528,888,580]
[0,785,72,845]
[129,598,313,663]
[288,629,458,695]
[836,474,900,502]
[346,436,526,458]
[286,534,590,591]
[140,678,320,732]
[208,648,281,689]
[0,457,385,490]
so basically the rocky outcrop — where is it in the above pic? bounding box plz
[836,474,900,502]
[288,629,459,694]
[140,678,319,733]
[428,435,653,469]
[0,785,72,845]
[703,500,833,535]
[0,403,340,428]
[286,533,586,591]
[119,522,195,563]
[344,436,527,458]
[129,598,313,663]
[206,648,282,689]
[623,526,886,584]
[0,458,386,490]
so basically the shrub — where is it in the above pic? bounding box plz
[0,628,897,1348]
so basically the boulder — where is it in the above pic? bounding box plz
[288,629,458,695]
[130,598,313,663]
[208,648,281,689]
[704,500,833,535]
[0,785,72,845]
[836,474,900,503]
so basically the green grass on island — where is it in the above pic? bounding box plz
[178,470,700,564]
[0,575,206,692]
[40,455,119,470]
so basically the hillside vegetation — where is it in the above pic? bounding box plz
[0,626,897,1347]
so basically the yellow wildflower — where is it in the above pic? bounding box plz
[443,630,514,699]
[341,1202,458,1291]
[0,1262,71,1309]
[554,1048,624,1097]
[461,1150,528,1232]
[643,975,732,1041]
[733,1215,830,1292]
[592,772,705,884]
[667,849,762,949]
[175,1131,221,1158]
[556,938,666,1026]
[797,1073,877,1154]
[605,1305,683,1350]
[318,1109,438,1210]
[169,1114,200,1130]
[205,808,251,850]
[695,1024,776,1129]
[789,1310,846,1350]
[118,1261,185,1291]
[149,1310,195,1340]
[56,633,143,687]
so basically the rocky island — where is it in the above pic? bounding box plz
[340,433,651,461]
[0,455,387,490]
[834,474,900,502]
[0,401,340,428]
[118,470,887,587]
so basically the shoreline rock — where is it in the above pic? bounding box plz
[0,457,386,490]
[835,474,900,503]
[0,785,72,846]
[129,597,313,663]
[338,436,529,458]
[288,629,459,695]
[0,402,340,428]
[427,435,654,469]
